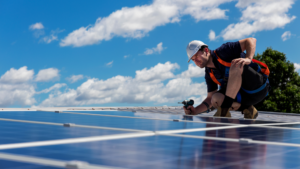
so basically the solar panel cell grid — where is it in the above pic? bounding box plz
[268,123,300,129]
[0,159,61,169]
[0,111,231,131]
[0,120,129,144]
[0,110,300,169]
[178,126,300,144]
[60,110,281,125]
[3,136,300,169]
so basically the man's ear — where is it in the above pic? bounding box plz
[204,47,209,56]
[204,47,209,53]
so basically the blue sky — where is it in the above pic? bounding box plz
[0,0,299,108]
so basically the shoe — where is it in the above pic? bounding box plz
[243,105,258,119]
[213,107,231,117]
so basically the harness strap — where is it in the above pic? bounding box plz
[256,64,261,73]
[252,59,270,76]
[214,51,231,67]
[209,70,221,86]
[242,79,269,94]
[214,50,270,77]
[224,67,230,81]
[209,50,270,97]
[209,51,232,86]
[236,92,242,103]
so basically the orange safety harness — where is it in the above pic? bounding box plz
[209,51,270,103]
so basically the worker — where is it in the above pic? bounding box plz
[183,38,270,119]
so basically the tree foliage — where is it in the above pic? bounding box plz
[254,48,300,113]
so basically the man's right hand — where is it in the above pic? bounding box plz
[183,106,197,115]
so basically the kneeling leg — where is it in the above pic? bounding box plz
[211,92,241,111]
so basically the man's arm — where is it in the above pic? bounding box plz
[239,38,256,60]
[184,90,217,115]
[231,38,256,66]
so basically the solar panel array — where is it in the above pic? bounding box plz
[1,110,300,169]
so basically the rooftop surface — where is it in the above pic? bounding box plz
[0,107,300,169]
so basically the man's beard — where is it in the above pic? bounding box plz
[202,55,211,68]
[200,59,208,68]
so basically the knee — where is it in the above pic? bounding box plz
[211,93,225,108]
[230,64,243,75]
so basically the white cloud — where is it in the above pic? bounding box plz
[0,66,36,106]
[294,63,300,72]
[36,83,67,94]
[29,23,45,38]
[282,31,291,41]
[0,66,34,84]
[124,55,129,59]
[35,68,60,82]
[179,63,205,78]
[41,35,58,43]
[143,42,166,55]
[40,29,64,44]
[38,62,207,107]
[135,62,179,83]
[106,61,113,67]
[29,23,44,30]
[209,30,216,41]
[0,85,36,107]
[66,75,84,83]
[221,0,296,40]
[60,0,232,47]
[33,30,45,38]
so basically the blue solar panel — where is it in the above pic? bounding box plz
[268,123,300,128]
[0,111,229,131]
[0,110,299,169]
[0,160,60,169]
[56,110,280,125]
[0,120,129,144]
[2,136,300,169]
[178,126,300,144]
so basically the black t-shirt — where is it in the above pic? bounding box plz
[205,41,246,92]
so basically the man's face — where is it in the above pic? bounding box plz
[191,50,209,68]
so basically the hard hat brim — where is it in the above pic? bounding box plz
[187,50,198,63]
[186,40,207,63]
[187,56,192,63]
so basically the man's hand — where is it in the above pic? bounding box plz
[231,58,251,68]
[183,105,197,115]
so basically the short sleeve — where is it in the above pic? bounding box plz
[215,41,242,62]
[205,68,218,92]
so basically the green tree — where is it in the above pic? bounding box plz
[254,48,300,113]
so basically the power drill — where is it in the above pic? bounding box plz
[178,99,194,109]
[179,99,215,113]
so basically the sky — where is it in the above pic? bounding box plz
[0,0,299,108]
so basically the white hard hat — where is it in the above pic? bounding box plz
[186,40,207,63]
